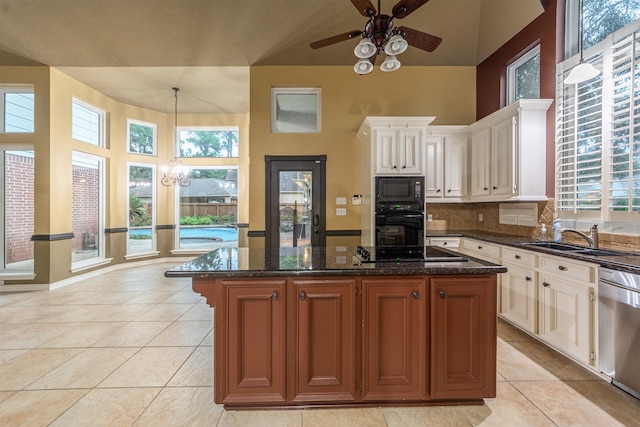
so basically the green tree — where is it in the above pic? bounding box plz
[178,130,238,158]
[129,195,147,224]
[129,123,154,154]
[583,0,640,49]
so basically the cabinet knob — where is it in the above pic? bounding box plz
[447,189,451,193]
[515,255,521,259]
[392,165,397,169]
[442,242,447,246]
[299,291,307,300]
[558,265,567,271]
[272,292,279,300]
[543,281,550,287]
[484,187,488,191]
[493,186,498,190]
[411,290,419,299]
[525,276,532,281]
[477,245,483,249]
[439,290,446,299]
[436,189,441,193]
[402,165,406,169]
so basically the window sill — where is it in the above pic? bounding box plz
[70,257,113,273]
[125,251,160,261]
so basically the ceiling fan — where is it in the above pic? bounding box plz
[310,0,442,74]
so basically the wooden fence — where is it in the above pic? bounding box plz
[180,203,237,218]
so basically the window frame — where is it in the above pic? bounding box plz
[126,162,158,259]
[127,119,157,156]
[0,86,35,133]
[270,87,322,134]
[506,44,541,104]
[71,98,105,147]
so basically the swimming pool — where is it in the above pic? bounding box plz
[129,226,238,241]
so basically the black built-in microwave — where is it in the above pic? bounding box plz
[375,176,424,203]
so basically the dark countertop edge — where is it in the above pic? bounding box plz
[428,230,640,275]
[165,265,507,278]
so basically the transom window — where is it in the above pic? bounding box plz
[177,127,238,158]
[72,99,104,146]
[127,119,156,155]
[507,45,540,104]
[1,86,34,133]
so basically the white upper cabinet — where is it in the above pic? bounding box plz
[425,126,467,200]
[468,99,552,202]
[358,117,435,176]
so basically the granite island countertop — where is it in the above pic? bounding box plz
[165,245,507,279]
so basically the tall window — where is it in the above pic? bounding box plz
[507,45,540,104]
[176,167,238,251]
[71,152,104,268]
[72,99,104,146]
[1,148,34,275]
[127,164,156,257]
[127,119,156,155]
[1,87,34,133]
[556,5,640,225]
[178,127,238,158]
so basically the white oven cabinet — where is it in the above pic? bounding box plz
[468,99,552,202]
[537,254,597,366]
[425,126,468,201]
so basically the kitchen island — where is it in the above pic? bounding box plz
[166,245,506,408]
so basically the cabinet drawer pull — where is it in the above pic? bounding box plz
[526,276,532,281]
[515,255,521,259]
[558,265,567,271]
[477,245,483,249]
[411,290,419,299]
[299,291,306,300]
[442,241,447,246]
[272,292,279,300]
[439,290,446,299]
[543,281,550,287]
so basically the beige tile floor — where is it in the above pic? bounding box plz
[1,261,639,426]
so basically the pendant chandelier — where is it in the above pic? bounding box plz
[161,87,191,187]
[564,0,600,85]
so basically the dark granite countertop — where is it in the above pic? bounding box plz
[428,230,640,275]
[165,245,507,278]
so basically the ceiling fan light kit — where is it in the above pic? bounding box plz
[310,0,441,75]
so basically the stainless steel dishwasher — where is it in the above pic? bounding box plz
[598,268,640,399]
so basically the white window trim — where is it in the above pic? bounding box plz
[0,86,34,133]
[126,162,157,257]
[271,87,322,134]
[507,44,540,104]
[71,98,105,147]
[126,119,157,156]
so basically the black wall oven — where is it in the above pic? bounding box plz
[374,176,425,258]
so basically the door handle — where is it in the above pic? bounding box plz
[313,214,319,226]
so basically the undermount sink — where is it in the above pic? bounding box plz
[521,242,629,257]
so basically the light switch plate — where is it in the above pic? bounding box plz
[336,208,347,216]
[352,196,362,205]
[336,197,347,205]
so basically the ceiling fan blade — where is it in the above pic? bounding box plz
[350,0,377,17]
[398,26,442,52]
[392,0,430,19]
[309,30,363,49]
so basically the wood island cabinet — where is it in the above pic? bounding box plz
[430,275,497,400]
[205,274,496,408]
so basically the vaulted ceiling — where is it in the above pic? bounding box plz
[0,0,544,114]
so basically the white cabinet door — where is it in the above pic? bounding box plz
[425,137,443,197]
[538,274,593,365]
[470,129,491,196]
[375,128,400,174]
[501,264,537,334]
[490,117,515,196]
[398,128,423,174]
[443,135,467,197]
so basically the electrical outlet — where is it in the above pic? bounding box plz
[336,208,347,216]
[427,214,433,222]
[479,213,484,222]
[335,256,347,264]
[336,197,346,205]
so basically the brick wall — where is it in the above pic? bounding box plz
[72,165,99,251]
[5,153,35,263]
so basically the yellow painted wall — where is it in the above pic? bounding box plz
[248,65,476,234]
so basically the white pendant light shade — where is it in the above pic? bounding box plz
[564,61,600,84]
[380,55,401,72]
[354,58,374,75]
[354,38,376,59]
[384,34,408,56]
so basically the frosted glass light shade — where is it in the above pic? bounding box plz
[354,38,376,58]
[380,55,401,72]
[384,34,408,56]
[564,61,600,84]
[354,59,374,75]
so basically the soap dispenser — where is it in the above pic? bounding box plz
[540,223,548,242]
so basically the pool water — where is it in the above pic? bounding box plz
[129,227,238,241]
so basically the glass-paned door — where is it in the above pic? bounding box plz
[278,170,312,248]
[71,152,103,264]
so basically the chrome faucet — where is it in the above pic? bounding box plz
[559,224,599,248]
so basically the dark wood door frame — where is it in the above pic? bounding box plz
[265,155,326,252]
